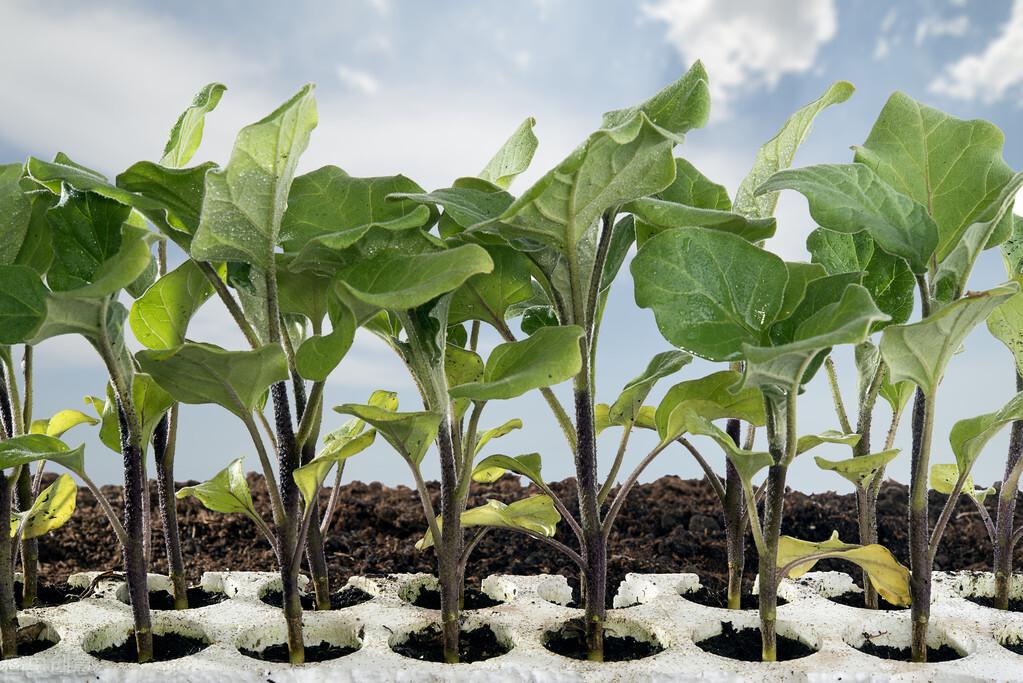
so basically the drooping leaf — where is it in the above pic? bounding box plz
[392,184,511,236]
[479,117,539,189]
[777,532,911,606]
[601,60,710,141]
[115,161,215,244]
[130,260,216,350]
[854,92,1015,260]
[176,458,263,524]
[815,449,900,488]
[25,155,165,212]
[191,84,318,269]
[734,81,855,218]
[663,406,774,484]
[880,283,1019,396]
[161,82,227,168]
[12,474,77,540]
[795,430,860,455]
[654,370,766,439]
[472,452,543,485]
[136,342,288,418]
[609,351,692,425]
[333,404,441,465]
[930,463,996,504]
[632,227,788,361]
[294,431,375,509]
[879,374,915,416]
[416,494,559,550]
[0,265,48,344]
[448,325,583,401]
[294,305,357,382]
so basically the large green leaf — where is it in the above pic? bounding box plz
[280,166,433,253]
[136,342,288,418]
[191,84,318,269]
[734,81,855,218]
[880,283,1019,396]
[12,473,77,540]
[416,494,559,550]
[294,305,357,382]
[601,60,710,141]
[609,350,692,425]
[14,192,55,275]
[654,370,766,438]
[0,164,31,265]
[130,260,216,350]
[392,184,511,236]
[116,161,214,245]
[448,325,583,401]
[627,198,777,245]
[448,246,533,328]
[854,92,1015,261]
[758,163,938,274]
[488,112,676,254]
[161,83,227,168]
[176,458,263,524]
[777,532,910,606]
[333,403,441,465]
[658,158,730,211]
[0,435,84,474]
[25,155,164,212]
[815,449,900,488]
[0,265,48,344]
[479,117,539,189]
[632,227,788,361]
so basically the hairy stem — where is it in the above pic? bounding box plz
[909,387,935,663]
[153,408,188,609]
[437,420,463,664]
[995,371,1023,609]
[724,418,745,610]
[0,473,17,658]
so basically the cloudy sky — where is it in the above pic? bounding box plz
[2,0,1022,494]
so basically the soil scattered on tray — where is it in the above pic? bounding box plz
[391,624,508,663]
[826,590,907,610]
[543,618,663,661]
[89,632,209,663]
[681,586,788,610]
[239,640,359,663]
[260,584,373,610]
[856,639,962,662]
[697,621,815,661]
[408,585,501,610]
[33,474,1023,598]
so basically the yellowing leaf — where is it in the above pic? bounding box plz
[12,474,77,539]
[417,495,559,550]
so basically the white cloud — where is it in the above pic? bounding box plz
[881,8,898,32]
[874,8,898,61]
[335,65,381,96]
[915,14,970,45]
[929,0,1023,103]
[640,0,837,109]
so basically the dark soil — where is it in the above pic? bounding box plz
[4,621,58,658]
[89,632,209,663]
[408,585,501,610]
[261,584,373,610]
[239,640,358,663]
[15,580,81,607]
[827,590,907,611]
[697,622,815,662]
[119,587,226,610]
[681,586,788,610]
[34,474,1023,600]
[965,595,1023,612]
[392,624,508,663]
[543,618,663,661]
[856,640,962,662]
[1001,640,1023,655]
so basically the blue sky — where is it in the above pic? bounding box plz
[1,0,1022,492]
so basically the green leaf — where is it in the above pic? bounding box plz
[391,184,510,236]
[417,494,559,550]
[0,265,48,344]
[30,409,98,438]
[854,92,1015,261]
[96,374,174,453]
[130,260,216,350]
[294,431,375,509]
[333,403,441,466]
[758,163,938,274]
[815,449,900,488]
[796,430,860,455]
[987,285,1023,375]
[115,161,214,245]
[949,390,1023,477]
[658,158,730,211]
[628,199,777,246]
[734,81,855,219]
[473,418,523,455]
[14,193,55,275]
[176,458,263,524]
[0,164,31,265]
[294,305,356,382]
[654,370,766,439]
[136,342,288,418]
[13,474,77,540]
[0,435,84,474]
[633,227,788,361]
[191,84,318,269]
[161,83,227,168]
[449,325,583,401]
[449,246,533,328]
[880,283,1019,396]
[609,350,692,425]
[601,60,710,141]
[479,117,539,189]
[664,407,774,483]
[488,112,676,255]
[280,166,433,254]
[879,374,915,416]
[777,262,827,321]
[25,155,165,212]
[930,462,996,504]
[472,452,543,485]
[777,532,910,606]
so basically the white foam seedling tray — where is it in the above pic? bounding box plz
[0,569,1020,681]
